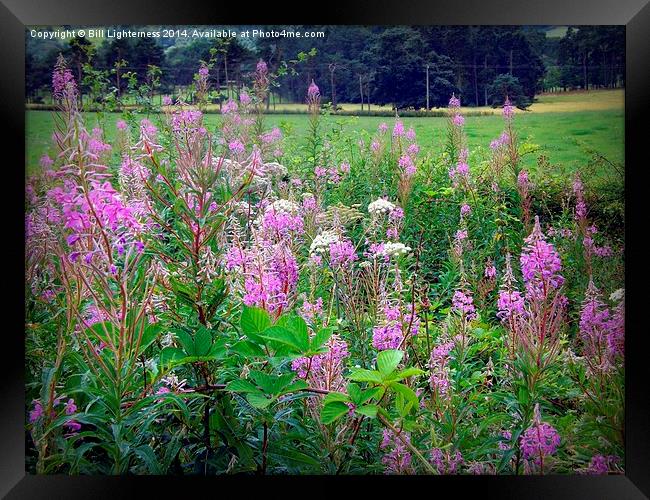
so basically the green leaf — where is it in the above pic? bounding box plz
[246,392,274,409]
[133,445,162,474]
[377,350,404,377]
[240,306,272,340]
[174,330,195,356]
[321,401,350,424]
[139,322,162,352]
[310,327,334,351]
[230,340,266,357]
[348,369,383,384]
[86,321,118,345]
[282,380,308,394]
[355,404,378,418]
[391,383,419,413]
[347,383,362,405]
[226,379,260,394]
[391,367,425,382]
[285,315,310,351]
[160,347,185,367]
[361,386,384,404]
[260,326,303,352]
[323,392,351,405]
[194,327,212,357]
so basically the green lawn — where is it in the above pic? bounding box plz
[26,105,624,177]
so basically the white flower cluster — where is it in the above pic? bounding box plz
[268,199,300,215]
[264,161,288,178]
[380,242,412,258]
[368,198,397,216]
[610,288,625,302]
[309,230,339,254]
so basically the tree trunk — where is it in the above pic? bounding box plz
[484,54,488,106]
[359,75,364,112]
[426,64,430,110]
[473,56,478,107]
[329,63,337,111]
[224,54,229,99]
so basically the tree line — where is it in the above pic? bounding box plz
[26,25,624,110]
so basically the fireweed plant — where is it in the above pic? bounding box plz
[25,58,624,475]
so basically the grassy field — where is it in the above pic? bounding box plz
[25,89,624,177]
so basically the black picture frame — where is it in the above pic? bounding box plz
[4,1,648,497]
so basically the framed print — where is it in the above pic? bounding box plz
[3,0,649,497]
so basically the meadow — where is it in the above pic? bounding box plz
[25,60,625,476]
[26,89,624,176]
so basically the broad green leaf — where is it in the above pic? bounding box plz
[133,445,162,474]
[347,383,362,405]
[377,350,404,377]
[194,327,212,357]
[260,326,303,351]
[139,322,162,352]
[226,379,260,394]
[361,386,384,404]
[310,327,334,351]
[267,448,321,468]
[246,392,274,409]
[348,369,383,384]
[230,340,266,357]
[323,392,351,405]
[286,315,310,351]
[390,367,425,382]
[160,347,185,367]
[321,401,350,424]
[355,404,378,418]
[240,306,272,339]
[282,379,309,394]
[174,330,195,356]
[391,383,419,413]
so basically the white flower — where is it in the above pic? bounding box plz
[380,242,412,257]
[160,332,175,348]
[263,161,288,178]
[610,288,625,302]
[309,230,339,254]
[268,198,299,215]
[368,198,397,216]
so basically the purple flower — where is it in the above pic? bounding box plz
[328,240,358,268]
[228,140,245,155]
[520,422,560,463]
[429,341,454,397]
[430,448,463,474]
[503,98,515,120]
[448,94,461,108]
[393,120,405,138]
[519,405,560,469]
[452,114,465,127]
[29,400,44,424]
[452,290,477,320]
[520,216,564,298]
[307,80,320,100]
[586,454,619,475]
[381,429,413,474]
[64,398,77,415]
[256,60,268,74]
[406,127,416,141]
